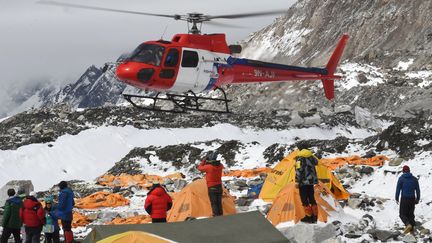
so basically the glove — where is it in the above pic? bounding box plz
[415,199,419,204]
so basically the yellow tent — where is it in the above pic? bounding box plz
[167,179,236,222]
[259,150,349,202]
[97,231,174,243]
[267,182,341,225]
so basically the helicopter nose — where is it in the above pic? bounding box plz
[116,63,155,84]
[116,63,136,82]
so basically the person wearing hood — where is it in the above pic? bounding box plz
[43,196,60,243]
[295,143,319,223]
[396,165,420,234]
[19,192,45,243]
[1,189,23,243]
[198,151,224,216]
[55,181,75,243]
[144,183,173,223]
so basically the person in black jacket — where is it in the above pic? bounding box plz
[395,165,420,234]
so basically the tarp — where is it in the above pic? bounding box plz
[72,211,91,228]
[97,173,184,188]
[97,231,174,243]
[223,168,271,178]
[83,211,288,243]
[259,150,350,202]
[108,215,151,225]
[319,155,388,170]
[167,179,236,222]
[75,191,129,209]
[267,182,341,225]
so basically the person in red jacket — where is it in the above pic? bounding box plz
[144,183,173,223]
[19,193,45,243]
[198,151,224,216]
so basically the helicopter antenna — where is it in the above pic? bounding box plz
[160,25,168,40]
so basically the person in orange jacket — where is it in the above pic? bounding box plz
[198,151,224,216]
[144,183,173,223]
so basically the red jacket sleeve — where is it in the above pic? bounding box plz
[144,195,153,210]
[198,160,210,172]
[37,206,45,223]
[19,207,23,221]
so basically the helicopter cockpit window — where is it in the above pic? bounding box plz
[129,44,165,66]
[181,50,199,68]
[164,49,179,67]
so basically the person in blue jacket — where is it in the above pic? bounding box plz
[43,196,60,243]
[395,165,420,234]
[55,181,75,243]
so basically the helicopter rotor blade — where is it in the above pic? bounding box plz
[207,10,286,20]
[205,21,244,28]
[38,0,181,19]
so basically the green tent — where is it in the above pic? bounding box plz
[83,211,288,243]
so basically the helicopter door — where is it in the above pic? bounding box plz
[169,48,200,93]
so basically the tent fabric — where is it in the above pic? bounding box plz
[97,173,184,188]
[97,231,174,243]
[72,211,91,228]
[83,211,288,243]
[319,155,388,170]
[267,182,340,225]
[167,179,236,222]
[75,191,129,209]
[108,215,152,225]
[259,151,350,202]
[223,168,271,178]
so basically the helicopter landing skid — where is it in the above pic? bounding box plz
[123,87,231,113]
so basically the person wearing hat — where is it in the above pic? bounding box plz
[144,183,173,223]
[43,196,60,243]
[295,143,319,223]
[198,151,224,216]
[396,165,420,234]
[55,181,75,243]
[1,188,23,243]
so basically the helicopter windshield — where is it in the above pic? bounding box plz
[128,44,165,66]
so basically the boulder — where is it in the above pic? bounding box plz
[401,234,417,243]
[389,158,404,166]
[348,198,363,209]
[367,229,399,241]
[278,223,336,243]
[0,180,34,205]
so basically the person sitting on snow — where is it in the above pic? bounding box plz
[395,165,420,234]
[295,143,319,223]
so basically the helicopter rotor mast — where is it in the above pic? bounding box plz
[38,1,285,34]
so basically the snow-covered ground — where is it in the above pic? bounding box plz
[0,124,373,190]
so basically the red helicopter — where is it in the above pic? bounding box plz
[41,1,349,113]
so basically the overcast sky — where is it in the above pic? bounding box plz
[0,0,295,87]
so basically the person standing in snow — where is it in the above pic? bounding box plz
[144,183,173,223]
[198,151,224,216]
[43,196,60,243]
[295,143,319,223]
[395,165,420,234]
[1,188,23,243]
[20,192,45,243]
[55,181,74,243]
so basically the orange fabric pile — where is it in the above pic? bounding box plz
[108,215,152,225]
[75,191,130,209]
[223,168,271,177]
[320,155,388,170]
[72,211,91,228]
[97,172,184,188]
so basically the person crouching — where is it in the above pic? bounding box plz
[145,183,173,223]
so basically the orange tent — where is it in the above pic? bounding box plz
[167,179,236,222]
[75,191,129,209]
[320,155,388,170]
[72,211,91,228]
[108,215,152,225]
[97,172,184,188]
[223,168,271,177]
[267,182,341,225]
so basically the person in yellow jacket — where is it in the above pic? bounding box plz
[295,143,319,223]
